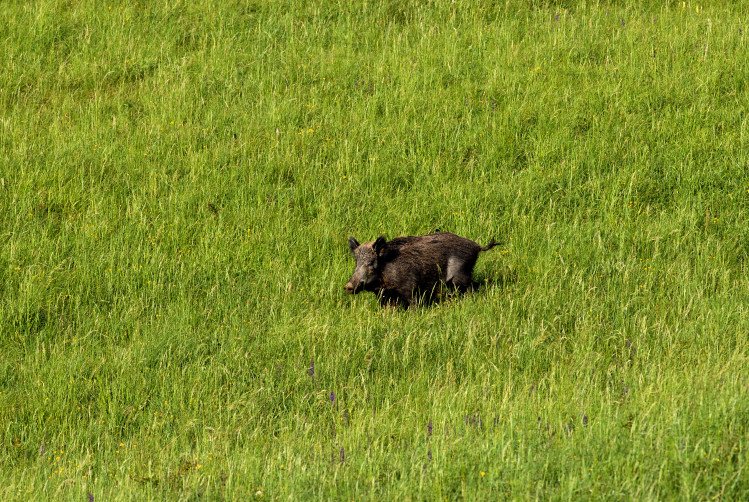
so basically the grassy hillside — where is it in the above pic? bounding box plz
[1,0,747,499]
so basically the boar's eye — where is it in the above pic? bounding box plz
[358,249,377,268]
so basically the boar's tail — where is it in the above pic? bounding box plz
[480,239,501,252]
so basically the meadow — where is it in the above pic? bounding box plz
[1,0,748,499]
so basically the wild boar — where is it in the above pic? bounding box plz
[344,232,499,308]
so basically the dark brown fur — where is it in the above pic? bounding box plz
[344,232,499,308]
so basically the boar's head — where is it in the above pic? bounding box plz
[344,236,386,294]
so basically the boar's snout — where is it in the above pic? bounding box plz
[344,280,360,294]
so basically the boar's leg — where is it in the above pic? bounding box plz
[445,256,478,292]
[378,291,410,309]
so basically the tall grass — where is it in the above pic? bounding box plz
[1,0,747,499]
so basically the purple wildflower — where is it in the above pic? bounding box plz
[427,449,432,462]
[427,418,433,437]
[582,414,588,426]
[308,357,316,389]
[621,386,630,404]
[474,413,483,429]
[330,391,336,405]
[87,494,94,502]
[343,409,349,425]
[621,19,625,28]
[555,13,559,21]
[529,384,536,397]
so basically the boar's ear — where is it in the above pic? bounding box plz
[373,236,387,254]
[348,237,360,255]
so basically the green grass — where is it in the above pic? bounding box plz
[1,0,748,499]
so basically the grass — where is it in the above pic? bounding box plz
[1,0,748,499]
